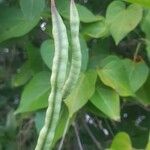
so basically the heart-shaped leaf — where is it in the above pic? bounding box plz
[106,1,143,44]
[97,56,133,96]
[123,59,149,92]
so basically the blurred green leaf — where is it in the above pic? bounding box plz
[124,0,150,8]
[82,20,109,38]
[26,44,44,73]
[106,1,143,44]
[108,132,132,150]
[20,0,45,20]
[12,44,44,87]
[90,86,120,121]
[6,110,16,131]
[35,110,45,133]
[15,71,50,113]
[65,70,97,117]
[146,136,150,150]
[0,6,40,43]
[77,4,103,23]
[136,76,150,105]
[80,35,89,71]
[141,10,150,59]
[40,39,54,69]
[12,61,33,87]
[141,11,150,39]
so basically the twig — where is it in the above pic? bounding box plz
[133,42,141,62]
[58,118,70,150]
[103,119,114,137]
[83,120,103,150]
[73,122,84,150]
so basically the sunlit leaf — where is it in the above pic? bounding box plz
[65,70,97,117]
[97,56,133,96]
[106,1,143,44]
[108,132,132,150]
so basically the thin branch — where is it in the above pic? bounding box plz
[103,119,114,137]
[58,118,70,150]
[133,42,141,62]
[73,122,84,150]
[83,120,103,150]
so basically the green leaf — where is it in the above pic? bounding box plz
[86,102,107,118]
[106,1,143,44]
[76,4,103,23]
[20,0,45,20]
[57,0,102,23]
[40,39,55,69]
[124,0,150,8]
[146,135,150,150]
[65,70,97,117]
[141,11,150,39]
[11,61,33,87]
[15,71,50,113]
[108,132,132,150]
[146,143,150,150]
[0,6,40,43]
[80,35,89,71]
[141,11,150,59]
[123,59,149,92]
[40,36,88,71]
[6,110,17,132]
[97,56,133,96]
[136,76,150,105]
[90,86,120,121]
[12,44,44,87]
[82,20,109,38]
[35,110,45,133]
[26,43,44,73]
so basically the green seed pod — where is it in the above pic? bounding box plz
[62,0,81,98]
[35,0,68,149]
[58,1,81,149]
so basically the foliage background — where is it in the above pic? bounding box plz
[0,0,150,149]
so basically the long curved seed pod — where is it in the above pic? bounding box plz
[62,0,82,98]
[58,1,81,149]
[35,0,68,149]
[42,0,69,149]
